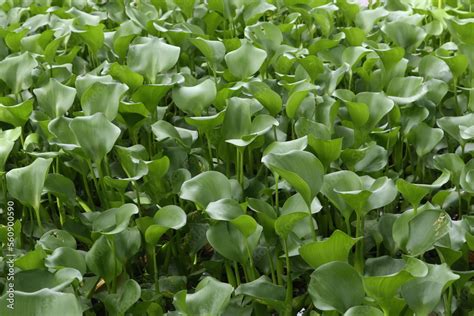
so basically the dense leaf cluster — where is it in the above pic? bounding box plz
[1,0,474,315]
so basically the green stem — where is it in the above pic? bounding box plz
[57,197,64,227]
[275,173,280,213]
[151,245,160,293]
[2,173,8,208]
[267,250,277,284]
[245,241,257,281]
[235,147,240,183]
[233,261,241,286]
[133,180,142,214]
[248,148,254,175]
[355,213,365,274]
[225,261,237,287]
[457,187,462,219]
[283,239,292,316]
[86,160,102,205]
[107,236,117,293]
[276,256,284,286]
[238,147,245,185]
[82,173,94,206]
[96,160,109,209]
[33,206,43,231]
[306,202,317,241]
[345,216,352,235]
[206,132,213,170]
[444,285,453,316]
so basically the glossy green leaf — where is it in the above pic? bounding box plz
[180,171,232,208]
[6,158,52,212]
[33,79,76,118]
[308,261,364,313]
[0,289,82,316]
[262,150,324,206]
[174,277,233,316]
[407,122,444,157]
[172,79,216,115]
[127,37,180,83]
[300,230,359,268]
[69,113,121,163]
[344,306,383,316]
[81,81,129,120]
[225,41,267,79]
[401,263,459,315]
[92,204,139,235]
[0,52,38,93]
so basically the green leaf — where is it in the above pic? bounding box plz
[437,113,474,146]
[172,79,216,115]
[345,101,369,127]
[274,212,308,239]
[45,247,87,275]
[245,81,282,116]
[206,221,262,264]
[184,111,225,131]
[308,261,365,313]
[264,137,308,156]
[174,277,233,316]
[364,257,414,302]
[231,215,258,238]
[461,159,474,193]
[151,120,198,148]
[418,55,452,82]
[205,198,244,221]
[433,153,465,186]
[180,171,232,208]
[0,289,82,316]
[396,179,430,209]
[13,268,82,292]
[382,21,427,52]
[344,306,383,316]
[100,279,141,316]
[0,139,14,172]
[38,229,77,251]
[81,81,129,120]
[0,99,34,127]
[190,37,226,67]
[69,113,121,163]
[321,170,362,219]
[6,158,52,212]
[15,246,46,270]
[341,142,388,173]
[401,263,459,315]
[127,37,180,83]
[307,137,343,170]
[299,230,359,268]
[154,205,187,230]
[33,79,77,118]
[235,276,285,312]
[115,145,149,180]
[108,63,144,91]
[407,122,444,157]
[355,92,394,129]
[85,235,123,284]
[44,173,77,206]
[262,150,324,206]
[225,41,267,80]
[92,204,139,235]
[0,52,38,93]
[387,77,427,104]
[405,210,451,256]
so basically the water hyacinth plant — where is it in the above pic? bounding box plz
[1,0,474,315]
